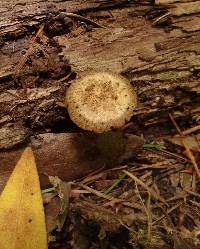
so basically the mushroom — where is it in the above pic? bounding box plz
[65,71,137,133]
[65,71,143,166]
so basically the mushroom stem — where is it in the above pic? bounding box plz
[72,131,144,167]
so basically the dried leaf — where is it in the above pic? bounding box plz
[45,197,60,234]
[180,173,192,190]
[0,147,47,249]
[49,176,71,231]
[170,172,180,188]
[166,135,200,152]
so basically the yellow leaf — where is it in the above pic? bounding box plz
[0,147,47,249]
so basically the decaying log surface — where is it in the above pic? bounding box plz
[0,0,200,181]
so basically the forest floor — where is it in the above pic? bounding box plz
[0,0,200,248]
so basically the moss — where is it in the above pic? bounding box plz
[189,58,200,72]
[158,71,191,81]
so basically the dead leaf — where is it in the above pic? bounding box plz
[166,135,200,152]
[45,197,60,234]
[0,147,47,249]
[180,173,192,190]
[49,176,71,231]
[42,192,57,204]
[170,172,180,188]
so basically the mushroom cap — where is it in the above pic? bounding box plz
[65,71,137,133]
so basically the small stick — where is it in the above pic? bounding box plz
[189,200,200,208]
[166,191,188,202]
[76,183,120,202]
[152,202,182,225]
[123,170,166,203]
[182,124,200,136]
[182,138,200,178]
[169,113,200,178]
[64,12,105,28]
[144,147,188,163]
[76,183,142,210]
[185,189,200,199]
[152,12,171,26]
[130,160,175,172]
[169,113,182,134]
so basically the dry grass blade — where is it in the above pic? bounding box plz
[123,170,166,203]
[169,113,200,178]
[104,173,126,194]
[135,181,152,240]
[147,194,152,240]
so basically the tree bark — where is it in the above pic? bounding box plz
[0,0,200,185]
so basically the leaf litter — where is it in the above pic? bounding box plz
[45,115,200,249]
[1,121,200,249]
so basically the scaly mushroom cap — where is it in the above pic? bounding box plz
[65,71,137,133]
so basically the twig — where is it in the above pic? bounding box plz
[169,113,182,134]
[185,189,200,199]
[76,183,142,210]
[182,124,200,136]
[71,189,90,195]
[64,12,105,28]
[130,160,175,172]
[152,12,171,26]
[79,172,104,185]
[182,138,200,177]
[144,147,188,163]
[166,191,188,202]
[169,113,200,178]
[78,165,105,184]
[79,165,127,185]
[76,183,119,202]
[123,170,166,203]
[152,202,182,225]
[189,200,200,208]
